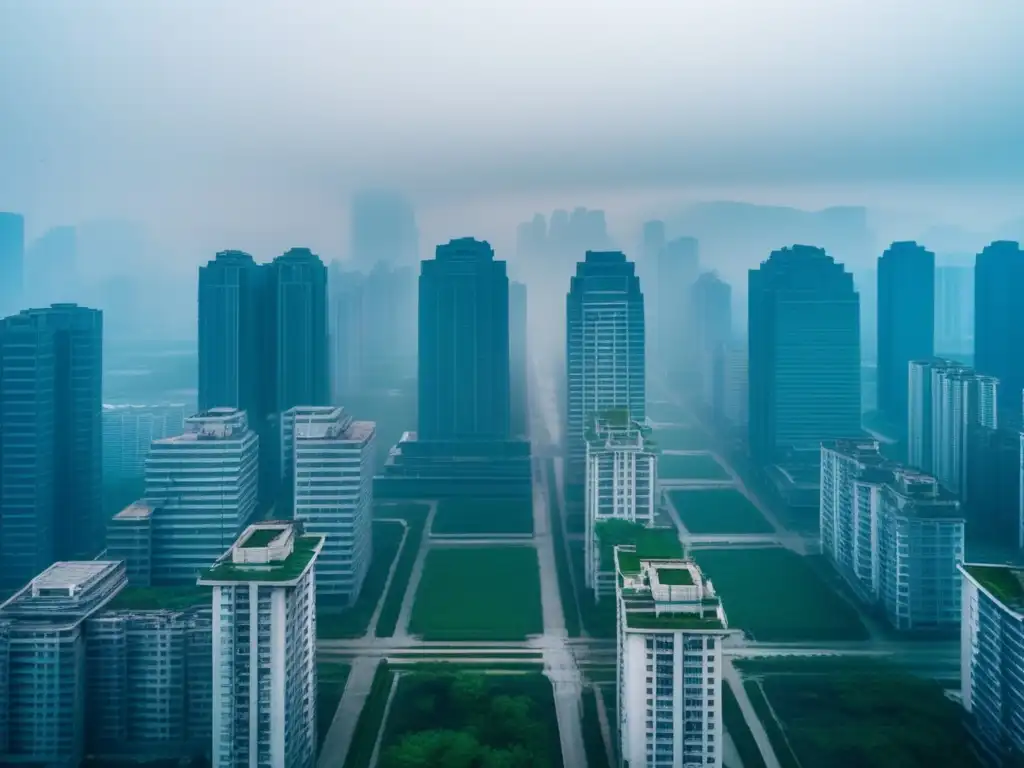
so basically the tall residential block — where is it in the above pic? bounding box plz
[510,280,528,438]
[907,358,961,472]
[288,406,375,605]
[615,548,729,768]
[0,304,103,587]
[935,265,974,356]
[821,440,964,630]
[975,241,1024,423]
[566,251,645,489]
[0,212,25,317]
[876,242,934,428]
[199,522,323,768]
[0,560,127,767]
[584,411,657,598]
[102,403,188,481]
[418,238,510,441]
[145,408,259,584]
[748,246,860,463]
[930,366,998,496]
[657,237,699,384]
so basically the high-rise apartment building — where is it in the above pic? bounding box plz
[418,238,510,441]
[876,242,935,429]
[615,548,729,768]
[510,280,528,438]
[0,560,127,767]
[821,440,964,630]
[199,522,323,768]
[0,304,103,587]
[584,411,657,598]
[930,366,998,496]
[103,403,188,481]
[748,246,860,463]
[0,212,25,317]
[934,265,974,356]
[691,272,732,405]
[975,241,1024,424]
[288,406,375,605]
[145,408,259,584]
[959,563,1024,764]
[657,237,699,385]
[907,358,961,472]
[566,251,645,489]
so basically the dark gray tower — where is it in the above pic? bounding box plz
[658,237,699,385]
[974,241,1024,425]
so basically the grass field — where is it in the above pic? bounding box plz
[318,521,404,639]
[431,497,534,536]
[375,503,430,638]
[668,488,774,535]
[652,426,712,451]
[740,658,982,768]
[343,662,395,768]
[409,546,544,640]
[316,663,351,754]
[582,687,611,768]
[723,682,768,768]
[693,547,870,642]
[659,452,731,481]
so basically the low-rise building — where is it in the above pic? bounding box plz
[107,501,155,587]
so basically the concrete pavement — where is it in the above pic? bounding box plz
[391,502,437,641]
[724,659,783,768]
[318,656,380,768]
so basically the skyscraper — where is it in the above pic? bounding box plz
[350,189,418,268]
[930,367,998,496]
[418,238,510,441]
[876,242,935,429]
[657,237,699,384]
[328,264,365,399]
[691,271,733,405]
[0,213,25,317]
[267,248,330,415]
[509,281,528,438]
[102,403,188,482]
[934,265,974,356]
[0,304,103,585]
[566,251,645,489]
[975,241,1024,424]
[748,246,860,463]
[907,357,960,472]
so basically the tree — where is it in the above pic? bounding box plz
[381,729,483,768]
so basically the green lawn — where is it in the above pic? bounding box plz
[742,659,982,768]
[375,504,430,638]
[659,452,731,481]
[409,546,544,640]
[652,426,711,451]
[343,662,395,768]
[582,687,611,768]
[317,662,351,754]
[693,547,870,642]
[668,488,774,535]
[431,497,534,536]
[318,521,405,638]
[723,682,768,768]
[571,540,617,638]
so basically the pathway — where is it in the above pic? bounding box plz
[392,502,437,640]
[318,656,379,768]
[364,518,409,638]
[724,659,782,768]
[368,673,402,768]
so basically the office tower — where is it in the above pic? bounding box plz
[328,264,364,398]
[25,225,77,306]
[0,212,25,317]
[748,246,861,463]
[107,501,154,587]
[350,189,418,267]
[0,304,103,586]
[821,441,964,630]
[566,251,645,490]
[976,241,1024,425]
[145,408,259,584]
[268,248,330,415]
[363,263,418,388]
[959,563,1024,764]
[198,251,268,423]
[419,238,510,441]
[288,406,375,605]
[102,403,188,481]
[615,548,729,768]
[935,265,974,356]
[965,425,1021,544]
[711,341,748,429]
[657,237,699,384]
[0,560,127,767]
[510,281,528,438]
[584,411,657,598]
[876,242,935,428]
[692,271,732,405]
[907,358,962,472]
[199,522,323,768]
[930,367,998,496]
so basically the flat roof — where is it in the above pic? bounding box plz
[199,534,324,585]
[240,526,287,548]
[657,567,694,586]
[34,561,112,592]
[113,501,153,520]
[962,563,1024,614]
[106,585,210,612]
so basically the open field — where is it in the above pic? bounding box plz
[431,497,534,536]
[659,452,731,481]
[409,546,544,641]
[668,488,774,535]
[374,503,430,638]
[693,547,870,642]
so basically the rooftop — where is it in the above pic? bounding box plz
[597,520,682,571]
[199,523,324,586]
[113,500,153,520]
[240,526,287,549]
[961,563,1024,615]
[615,547,727,633]
[0,561,126,624]
[106,585,210,612]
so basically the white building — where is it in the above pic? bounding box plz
[585,410,657,598]
[821,440,964,631]
[288,405,375,606]
[199,522,324,768]
[103,403,188,481]
[959,563,1024,765]
[931,366,998,495]
[907,358,960,472]
[615,547,729,768]
[146,408,259,585]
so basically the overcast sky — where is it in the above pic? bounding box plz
[1,0,1022,256]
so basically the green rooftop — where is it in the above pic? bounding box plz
[200,534,323,584]
[657,567,694,586]
[625,612,724,631]
[240,527,286,548]
[964,564,1024,612]
[106,586,210,612]
[599,520,682,571]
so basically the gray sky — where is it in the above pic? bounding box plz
[1,0,1022,258]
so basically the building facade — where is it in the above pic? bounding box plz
[510,280,529,438]
[103,403,189,481]
[931,366,998,496]
[657,237,699,387]
[691,272,732,407]
[908,358,962,472]
[199,522,323,768]
[711,341,748,430]
[935,265,974,356]
[975,241,1024,425]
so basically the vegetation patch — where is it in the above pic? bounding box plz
[375,504,430,638]
[659,452,731,481]
[668,488,774,535]
[106,585,209,612]
[582,687,611,768]
[432,497,534,536]
[722,682,768,768]
[379,671,563,768]
[409,546,543,641]
[652,426,711,451]
[693,548,870,642]
[316,662,351,754]
[344,661,396,768]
